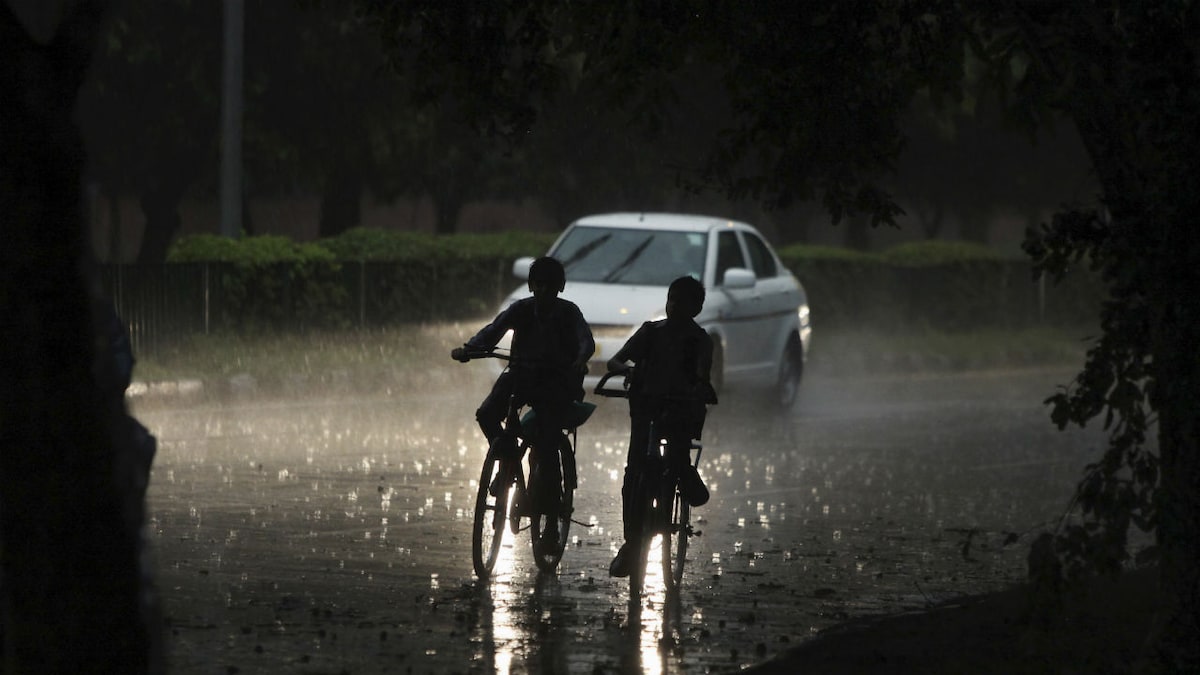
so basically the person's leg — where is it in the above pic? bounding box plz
[611,403,652,577]
[524,395,569,556]
[475,373,516,498]
[530,400,565,517]
[621,409,651,542]
[475,372,513,444]
[668,408,709,506]
[665,408,693,476]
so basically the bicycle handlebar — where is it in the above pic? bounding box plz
[456,347,512,362]
[593,367,718,406]
[593,369,631,398]
[453,347,569,371]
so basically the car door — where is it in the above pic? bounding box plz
[741,229,802,368]
[711,229,759,373]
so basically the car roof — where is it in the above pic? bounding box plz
[571,212,755,234]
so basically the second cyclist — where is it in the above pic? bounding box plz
[605,275,716,577]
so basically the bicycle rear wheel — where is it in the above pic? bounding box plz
[662,490,689,592]
[531,436,575,573]
[472,450,509,578]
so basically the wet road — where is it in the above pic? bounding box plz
[135,365,1104,674]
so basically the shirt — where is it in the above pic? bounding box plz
[617,318,714,400]
[466,296,595,374]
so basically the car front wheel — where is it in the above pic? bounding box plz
[773,336,803,411]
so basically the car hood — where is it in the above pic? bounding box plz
[500,282,666,327]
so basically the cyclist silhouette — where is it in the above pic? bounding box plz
[605,275,716,577]
[452,256,595,556]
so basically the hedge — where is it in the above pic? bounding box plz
[165,230,557,330]
[158,231,1101,334]
[778,241,1102,331]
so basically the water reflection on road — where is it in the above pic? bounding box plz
[136,367,1105,673]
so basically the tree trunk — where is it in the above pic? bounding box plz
[241,189,254,237]
[136,173,189,263]
[844,215,870,251]
[1149,232,1200,669]
[917,203,943,239]
[431,184,464,235]
[1064,62,1200,664]
[318,168,364,239]
[107,185,122,262]
[0,2,161,672]
[958,214,989,244]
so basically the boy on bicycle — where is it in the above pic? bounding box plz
[451,256,595,555]
[605,275,716,577]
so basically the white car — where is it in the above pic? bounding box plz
[499,212,812,409]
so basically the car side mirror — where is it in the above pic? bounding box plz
[722,267,756,289]
[512,257,534,280]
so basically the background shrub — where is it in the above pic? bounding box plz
[115,233,1100,355]
[169,234,348,330]
[779,240,1099,331]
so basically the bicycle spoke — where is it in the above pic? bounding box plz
[665,493,689,590]
[472,454,508,578]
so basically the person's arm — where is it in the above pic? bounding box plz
[451,300,520,361]
[569,304,596,373]
[607,322,649,372]
[692,330,718,404]
[471,302,520,350]
[695,331,714,384]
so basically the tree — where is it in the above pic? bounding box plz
[77,0,222,262]
[1,0,162,671]
[79,0,427,256]
[357,1,1199,666]
[243,0,407,238]
[890,94,1094,245]
[994,5,1200,666]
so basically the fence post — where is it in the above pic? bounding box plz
[1038,273,1045,324]
[497,258,506,308]
[204,263,210,335]
[359,260,366,329]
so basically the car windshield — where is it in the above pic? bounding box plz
[553,226,707,285]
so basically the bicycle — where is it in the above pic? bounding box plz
[594,369,708,597]
[461,348,595,578]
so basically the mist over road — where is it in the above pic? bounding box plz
[137,365,1103,673]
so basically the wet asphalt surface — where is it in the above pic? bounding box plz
[134,364,1104,674]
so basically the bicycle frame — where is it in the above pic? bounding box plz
[594,369,705,597]
[465,348,591,577]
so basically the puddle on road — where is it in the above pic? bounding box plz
[136,369,1106,673]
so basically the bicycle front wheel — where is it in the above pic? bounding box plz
[472,450,509,578]
[662,489,689,592]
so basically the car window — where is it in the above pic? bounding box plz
[716,231,746,285]
[743,232,779,278]
[552,226,706,285]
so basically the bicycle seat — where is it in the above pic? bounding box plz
[520,400,597,433]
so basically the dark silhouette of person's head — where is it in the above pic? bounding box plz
[529,256,566,291]
[666,275,705,320]
[528,257,567,307]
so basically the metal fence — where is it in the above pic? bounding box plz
[99,261,518,357]
[99,260,1103,358]
[100,264,211,358]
